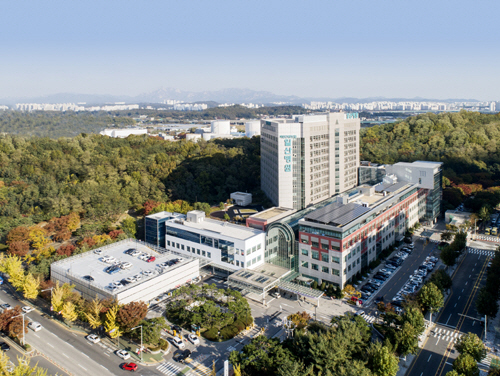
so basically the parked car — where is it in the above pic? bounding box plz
[147,256,156,263]
[120,262,132,269]
[139,254,149,261]
[22,306,34,313]
[0,342,10,352]
[122,362,138,371]
[93,249,102,255]
[28,322,42,332]
[171,336,185,349]
[86,334,100,344]
[116,350,130,360]
[188,334,200,345]
[130,250,141,257]
[124,248,136,255]
[82,275,94,281]
[385,264,397,270]
[1,304,12,311]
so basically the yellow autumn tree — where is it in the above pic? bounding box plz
[67,212,80,232]
[28,226,50,252]
[61,301,78,323]
[233,364,242,376]
[0,255,25,291]
[51,282,65,313]
[92,234,112,246]
[0,351,48,375]
[22,273,40,300]
[85,296,103,329]
[104,305,121,338]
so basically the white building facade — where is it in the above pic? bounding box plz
[260,112,360,210]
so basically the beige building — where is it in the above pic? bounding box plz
[261,112,360,210]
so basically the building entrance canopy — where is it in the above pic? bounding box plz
[278,280,324,300]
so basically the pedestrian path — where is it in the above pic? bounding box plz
[467,248,496,257]
[156,362,190,376]
[190,361,213,376]
[360,312,378,324]
[431,328,463,342]
[478,353,493,368]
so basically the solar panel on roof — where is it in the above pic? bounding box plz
[305,202,370,226]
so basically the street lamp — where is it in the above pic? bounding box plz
[13,312,26,346]
[131,325,143,363]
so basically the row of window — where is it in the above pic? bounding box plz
[301,261,340,276]
[301,249,340,264]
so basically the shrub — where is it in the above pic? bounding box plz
[202,327,219,341]
[311,281,318,289]
[159,338,169,350]
[220,325,239,340]
[149,345,161,352]
[244,316,254,327]
[233,320,246,332]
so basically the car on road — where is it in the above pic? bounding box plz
[173,349,192,363]
[116,350,130,360]
[86,334,100,344]
[82,275,94,281]
[22,306,34,313]
[0,342,10,352]
[28,322,42,332]
[1,304,12,311]
[122,362,138,371]
[171,336,185,349]
[188,334,200,345]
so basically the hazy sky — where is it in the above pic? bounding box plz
[1,0,498,100]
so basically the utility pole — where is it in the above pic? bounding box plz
[131,325,143,363]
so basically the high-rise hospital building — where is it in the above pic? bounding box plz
[260,112,360,210]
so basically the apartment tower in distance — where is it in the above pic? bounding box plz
[261,112,360,210]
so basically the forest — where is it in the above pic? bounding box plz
[0,111,135,138]
[360,110,500,211]
[0,134,262,242]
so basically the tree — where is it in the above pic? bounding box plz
[117,301,148,331]
[6,226,30,244]
[455,333,486,362]
[66,212,81,232]
[51,282,67,313]
[22,273,40,300]
[7,241,29,257]
[219,202,225,210]
[0,255,25,291]
[104,305,121,338]
[28,226,50,252]
[452,353,479,376]
[194,202,211,216]
[441,232,453,241]
[85,296,104,329]
[478,206,491,222]
[395,322,419,356]
[233,363,242,376]
[288,311,311,329]
[224,213,230,221]
[138,317,168,345]
[366,341,399,376]
[440,246,458,267]
[0,351,48,376]
[445,371,460,376]
[476,288,499,318]
[61,301,78,323]
[401,306,425,336]
[418,282,444,323]
[121,217,136,237]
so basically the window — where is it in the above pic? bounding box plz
[167,240,171,246]
[312,240,319,248]
[252,258,256,265]
[181,245,185,250]
[236,261,240,267]
[197,249,200,255]
[196,248,199,254]
[257,244,261,250]
[176,243,180,249]
[202,250,206,257]
[332,256,340,264]
[187,246,190,252]
[343,269,347,275]
[321,243,328,250]
[321,252,329,262]
[246,249,250,255]
[311,263,319,271]
[301,249,309,256]
[322,266,329,273]
[207,252,211,258]
[312,250,319,260]
[257,255,262,262]
[241,262,245,268]
[332,269,340,276]
[348,253,352,260]
[252,246,256,253]
[301,261,309,268]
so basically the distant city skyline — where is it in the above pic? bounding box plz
[1,0,499,100]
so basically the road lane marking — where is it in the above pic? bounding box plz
[78,364,87,370]
[436,338,440,345]
[428,354,432,362]
[472,268,474,271]
[47,342,54,348]
[62,353,69,358]
[446,314,452,325]
[462,289,464,293]
[465,281,468,285]
[469,275,471,278]
[458,296,461,300]
[81,353,90,358]
[454,303,457,307]
[33,334,40,338]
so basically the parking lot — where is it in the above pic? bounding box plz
[356,236,440,314]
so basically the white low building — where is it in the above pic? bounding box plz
[100,128,148,138]
[230,192,252,206]
[51,239,199,304]
[148,210,266,273]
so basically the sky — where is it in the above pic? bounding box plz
[1,0,499,100]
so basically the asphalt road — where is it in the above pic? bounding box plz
[406,251,490,376]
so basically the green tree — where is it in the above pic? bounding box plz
[476,288,499,318]
[418,282,444,323]
[366,342,399,376]
[224,213,230,221]
[121,217,137,237]
[137,317,168,345]
[219,202,225,210]
[441,232,453,241]
[395,322,419,356]
[478,206,491,222]
[452,353,479,376]
[455,333,486,362]
[401,306,425,336]
[193,202,211,216]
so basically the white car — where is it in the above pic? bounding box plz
[120,262,132,269]
[112,281,123,288]
[28,322,42,332]
[134,274,142,282]
[142,270,153,277]
[171,336,185,349]
[188,334,200,345]
[131,250,141,257]
[139,254,149,261]
[86,334,100,344]
[22,306,34,313]
[94,249,102,255]
[116,349,130,360]
[125,276,136,283]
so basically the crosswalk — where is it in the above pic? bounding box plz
[431,328,463,342]
[360,313,377,324]
[479,353,493,368]
[156,362,186,376]
[190,361,213,376]
[227,345,237,352]
[467,248,496,257]
[475,235,500,243]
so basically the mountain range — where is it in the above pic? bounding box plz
[0,88,482,106]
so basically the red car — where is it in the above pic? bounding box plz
[122,363,138,371]
[147,256,156,263]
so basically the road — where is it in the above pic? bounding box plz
[406,250,490,376]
